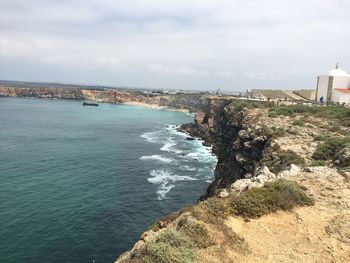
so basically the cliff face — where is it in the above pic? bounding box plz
[181,101,272,197]
[0,87,84,99]
[0,86,213,112]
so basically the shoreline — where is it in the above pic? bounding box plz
[122,101,190,113]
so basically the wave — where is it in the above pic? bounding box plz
[179,165,197,172]
[160,138,183,154]
[140,130,163,143]
[140,155,174,164]
[148,169,197,200]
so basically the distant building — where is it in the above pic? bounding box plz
[316,63,350,104]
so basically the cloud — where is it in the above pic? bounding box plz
[0,0,349,90]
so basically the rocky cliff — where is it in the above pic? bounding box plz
[181,100,272,198]
[0,86,84,99]
[116,101,350,263]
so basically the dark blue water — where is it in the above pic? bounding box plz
[0,97,216,263]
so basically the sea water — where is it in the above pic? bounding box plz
[0,97,216,263]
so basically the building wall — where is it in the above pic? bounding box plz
[316,76,330,102]
[330,76,350,103]
[332,76,350,89]
[331,90,350,104]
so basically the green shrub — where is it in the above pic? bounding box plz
[198,196,234,219]
[271,127,286,138]
[265,150,305,174]
[233,180,314,218]
[288,129,299,135]
[269,105,350,126]
[312,137,350,161]
[177,217,214,248]
[313,134,329,141]
[144,229,196,263]
[309,159,326,166]
[275,107,295,116]
[268,111,278,118]
[328,123,341,132]
[292,119,305,126]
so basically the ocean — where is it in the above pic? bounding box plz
[0,97,216,263]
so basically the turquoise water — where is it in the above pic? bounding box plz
[0,97,216,263]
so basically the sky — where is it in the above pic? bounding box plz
[0,0,349,91]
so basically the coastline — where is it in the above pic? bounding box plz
[122,101,190,113]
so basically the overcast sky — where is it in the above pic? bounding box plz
[0,0,349,91]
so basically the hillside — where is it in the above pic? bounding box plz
[116,101,350,263]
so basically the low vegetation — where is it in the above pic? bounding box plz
[269,105,350,127]
[271,126,286,138]
[312,136,350,163]
[292,119,305,126]
[144,229,196,263]
[177,217,214,248]
[268,111,278,118]
[233,180,314,218]
[194,180,313,220]
[264,150,306,174]
[135,179,313,263]
[313,134,330,141]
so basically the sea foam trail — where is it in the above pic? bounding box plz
[148,169,197,200]
[140,155,174,164]
[141,125,217,199]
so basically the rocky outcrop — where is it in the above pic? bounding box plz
[181,101,272,198]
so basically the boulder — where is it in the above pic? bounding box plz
[231,179,251,192]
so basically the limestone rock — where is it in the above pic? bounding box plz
[278,164,301,178]
[231,179,251,192]
[218,188,230,198]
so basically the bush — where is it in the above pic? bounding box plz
[271,127,286,138]
[309,159,326,166]
[268,111,278,118]
[275,107,295,116]
[328,123,341,132]
[233,180,314,218]
[292,119,305,126]
[313,134,329,141]
[312,137,350,161]
[197,196,234,219]
[177,217,214,248]
[265,150,305,174]
[144,229,196,263]
[269,105,350,126]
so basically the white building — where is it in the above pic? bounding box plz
[316,64,350,104]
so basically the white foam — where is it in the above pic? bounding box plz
[140,130,162,143]
[179,165,197,172]
[156,185,175,200]
[160,137,183,154]
[148,169,197,200]
[140,155,174,164]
